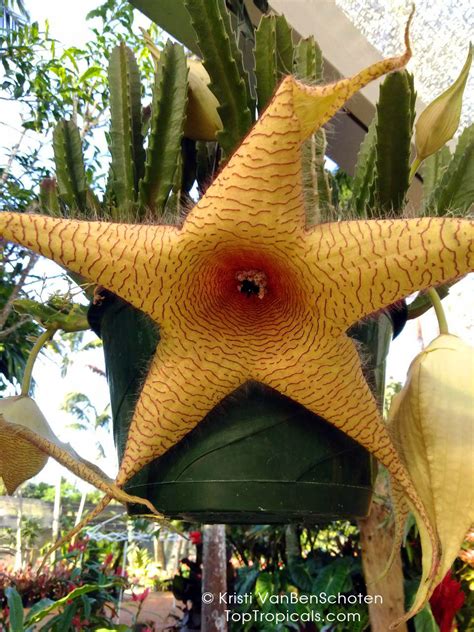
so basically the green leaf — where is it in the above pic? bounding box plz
[108,43,145,216]
[79,65,103,83]
[5,586,24,632]
[374,71,415,216]
[255,16,277,114]
[414,604,440,632]
[425,123,474,216]
[352,115,377,217]
[25,598,55,621]
[139,41,188,218]
[288,560,313,592]
[312,557,353,596]
[255,571,274,604]
[25,583,115,626]
[52,120,87,215]
[184,0,253,157]
[237,568,260,595]
[422,145,452,201]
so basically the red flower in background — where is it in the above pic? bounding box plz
[101,552,114,569]
[189,531,202,546]
[131,587,150,603]
[430,571,465,632]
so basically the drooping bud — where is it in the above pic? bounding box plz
[0,396,57,493]
[414,44,472,162]
[0,395,163,515]
[389,334,474,621]
[184,59,223,141]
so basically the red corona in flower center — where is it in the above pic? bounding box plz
[176,247,311,343]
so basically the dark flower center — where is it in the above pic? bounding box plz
[236,270,267,299]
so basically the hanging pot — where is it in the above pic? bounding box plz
[89,292,401,523]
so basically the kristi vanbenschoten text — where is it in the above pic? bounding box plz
[217,592,383,606]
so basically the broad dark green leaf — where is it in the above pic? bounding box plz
[139,41,188,218]
[255,571,274,604]
[288,560,313,592]
[5,586,24,632]
[311,557,353,596]
[236,567,260,596]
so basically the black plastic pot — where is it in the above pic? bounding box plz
[89,293,398,524]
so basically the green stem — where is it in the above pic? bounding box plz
[408,155,422,184]
[21,328,57,396]
[427,288,449,335]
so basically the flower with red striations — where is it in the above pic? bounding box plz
[189,531,202,546]
[429,571,465,632]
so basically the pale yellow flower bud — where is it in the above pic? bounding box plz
[389,334,474,618]
[185,59,223,141]
[0,396,56,493]
[415,44,472,162]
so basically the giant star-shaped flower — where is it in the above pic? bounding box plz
[1,32,473,574]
